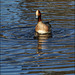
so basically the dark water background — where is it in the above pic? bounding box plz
[0,0,75,75]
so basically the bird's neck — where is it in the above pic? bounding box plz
[38,15,42,22]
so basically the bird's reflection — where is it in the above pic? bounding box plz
[34,33,52,53]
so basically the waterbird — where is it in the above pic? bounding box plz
[35,10,51,34]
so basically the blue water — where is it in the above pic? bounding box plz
[1,0,75,75]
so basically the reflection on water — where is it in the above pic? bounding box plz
[1,0,75,75]
[36,33,52,53]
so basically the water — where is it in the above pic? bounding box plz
[0,0,75,75]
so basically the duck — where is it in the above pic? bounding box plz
[35,10,51,34]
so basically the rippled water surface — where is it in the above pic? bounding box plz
[1,0,75,75]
